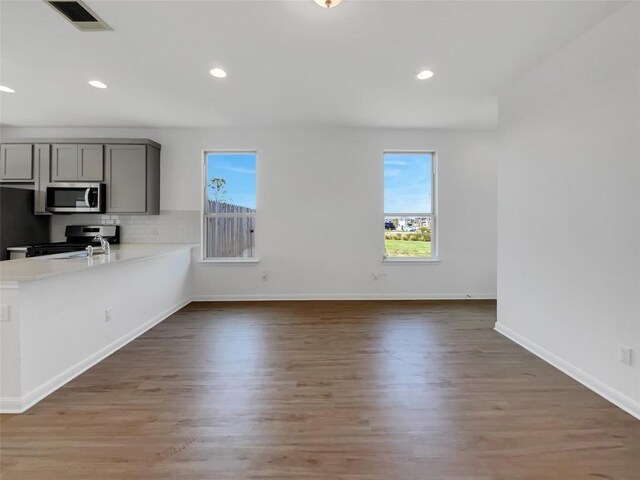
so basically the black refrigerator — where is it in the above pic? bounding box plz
[0,186,50,260]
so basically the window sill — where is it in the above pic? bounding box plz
[382,257,440,264]
[198,258,260,265]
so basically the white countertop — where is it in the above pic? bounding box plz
[0,244,197,286]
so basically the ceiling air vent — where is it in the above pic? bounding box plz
[45,1,112,32]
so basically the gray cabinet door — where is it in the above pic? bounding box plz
[34,145,51,214]
[78,144,104,181]
[52,144,79,181]
[0,144,33,181]
[105,145,147,213]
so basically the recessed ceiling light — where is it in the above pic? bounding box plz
[314,0,342,8]
[210,68,227,78]
[417,70,434,80]
[88,80,107,89]
[0,85,16,93]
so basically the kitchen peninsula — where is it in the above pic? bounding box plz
[0,244,196,413]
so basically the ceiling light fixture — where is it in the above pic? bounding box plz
[314,0,342,8]
[0,85,15,93]
[417,70,434,80]
[210,68,227,78]
[88,80,107,89]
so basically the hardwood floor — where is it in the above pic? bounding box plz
[1,301,638,479]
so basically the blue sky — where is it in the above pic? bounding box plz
[384,152,432,213]
[207,152,256,210]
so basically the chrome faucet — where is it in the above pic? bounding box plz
[93,234,111,255]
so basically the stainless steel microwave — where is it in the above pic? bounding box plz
[46,183,105,213]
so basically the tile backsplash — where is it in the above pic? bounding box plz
[51,210,200,244]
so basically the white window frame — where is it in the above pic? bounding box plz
[383,150,438,263]
[200,149,258,264]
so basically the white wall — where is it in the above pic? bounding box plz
[496,3,640,417]
[1,126,497,299]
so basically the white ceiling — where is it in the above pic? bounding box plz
[0,0,625,129]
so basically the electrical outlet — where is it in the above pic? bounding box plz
[0,305,10,322]
[619,345,633,366]
[261,270,268,280]
[105,308,112,323]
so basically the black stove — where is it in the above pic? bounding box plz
[26,225,120,258]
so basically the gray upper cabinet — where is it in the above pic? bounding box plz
[1,144,34,181]
[34,145,51,215]
[0,138,160,215]
[78,145,104,181]
[52,144,104,181]
[105,144,160,214]
[52,144,79,181]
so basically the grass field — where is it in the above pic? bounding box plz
[384,239,431,257]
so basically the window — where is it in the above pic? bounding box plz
[384,152,436,260]
[203,151,256,260]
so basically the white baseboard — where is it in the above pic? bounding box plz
[192,293,497,301]
[0,397,23,414]
[0,298,191,414]
[494,322,640,421]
